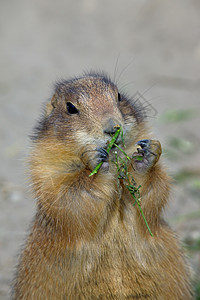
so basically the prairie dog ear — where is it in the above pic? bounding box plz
[44,94,57,117]
[51,94,58,108]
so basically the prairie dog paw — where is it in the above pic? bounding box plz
[81,147,109,172]
[132,139,162,173]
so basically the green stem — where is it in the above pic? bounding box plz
[113,143,131,160]
[128,188,153,237]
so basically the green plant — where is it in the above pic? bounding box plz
[89,128,153,236]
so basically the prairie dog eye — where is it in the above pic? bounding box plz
[66,102,79,114]
[118,92,121,102]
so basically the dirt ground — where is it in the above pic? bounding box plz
[0,0,200,299]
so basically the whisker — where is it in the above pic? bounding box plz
[147,95,164,103]
[119,80,136,91]
[134,82,158,102]
[113,53,121,83]
[116,57,136,86]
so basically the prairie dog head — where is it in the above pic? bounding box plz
[35,72,145,155]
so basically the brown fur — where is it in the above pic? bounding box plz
[12,72,192,299]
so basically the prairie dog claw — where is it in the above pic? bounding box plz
[132,139,162,172]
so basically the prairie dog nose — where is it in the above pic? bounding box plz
[103,118,121,135]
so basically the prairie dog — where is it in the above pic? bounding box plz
[12,72,192,299]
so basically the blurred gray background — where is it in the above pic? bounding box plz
[1,0,200,298]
